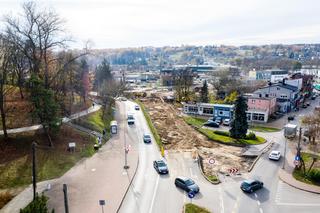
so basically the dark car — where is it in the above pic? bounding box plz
[240,179,263,193]
[311,96,316,100]
[302,104,308,108]
[288,115,295,121]
[214,117,222,125]
[143,133,152,143]
[174,177,200,194]
[203,121,219,128]
[153,160,168,174]
[135,105,140,110]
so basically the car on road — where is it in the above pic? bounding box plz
[240,179,263,193]
[311,95,316,100]
[174,177,200,194]
[143,133,152,143]
[223,118,231,126]
[135,105,140,110]
[306,102,311,106]
[302,104,308,108]
[153,160,168,174]
[288,115,295,121]
[127,113,135,125]
[269,150,281,161]
[203,121,219,128]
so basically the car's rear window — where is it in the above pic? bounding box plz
[157,162,166,167]
[185,179,195,186]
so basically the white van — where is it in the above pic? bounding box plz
[110,120,118,134]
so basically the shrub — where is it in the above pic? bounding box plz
[0,192,13,209]
[246,132,257,140]
[308,169,320,183]
[20,193,54,213]
[213,130,230,137]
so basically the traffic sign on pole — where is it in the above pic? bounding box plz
[208,158,215,165]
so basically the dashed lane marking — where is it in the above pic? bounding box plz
[257,200,261,206]
[148,175,160,213]
[276,202,320,207]
[254,193,258,198]
[259,207,263,213]
[218,186,225,213]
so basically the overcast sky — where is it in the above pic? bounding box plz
[0,0,319,49]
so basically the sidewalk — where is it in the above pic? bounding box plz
[278,148,320,194]
[0,104,101,135]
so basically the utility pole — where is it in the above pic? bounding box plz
[63,184,69,213]
[32,142,37,201]
[282,117,288,169]
[297,127,302,158]
[123,103,129,170]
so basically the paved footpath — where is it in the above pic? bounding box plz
[1,101,139,213]
[0,103,101,135]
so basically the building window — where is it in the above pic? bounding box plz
[251,100,255,103]
[203,107,213,115]
[188,106,198,113]
[277,87,280,90]
[265,94,269,97]
[219,111,223,115]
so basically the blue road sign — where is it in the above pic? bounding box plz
[188,192,195,199]
[99,200,105,206]
[295,156,300,161]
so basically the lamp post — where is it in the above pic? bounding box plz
[32,142,37,201]
[123,103,129,170]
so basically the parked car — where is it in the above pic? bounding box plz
[223,118,231,126]
[240,179,263,193]
[203,121,219,128]
[311,96,316,100]
[135,105,140,110]
[269,150,281,161]
[174,177,200,194]
[214,117,222,125]
[153,160,169,174]
[288,115,295,121]
[306,102,311,106]
[143,133,152,143]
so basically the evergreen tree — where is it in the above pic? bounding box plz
[29,75,61,146]
[94,58,112,90]
[200,80,209,103]
[230,95,248,139]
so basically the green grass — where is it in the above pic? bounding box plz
[183,116,207,128]
[292,152,320,186]
[185,203,211,213]
[136,100,162,148]
[198,127,265,145]
[0,128,96,189]
[250,126,281,132]
[207,175,219,182]
[74,105,114,138]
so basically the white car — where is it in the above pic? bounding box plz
[269,151,281,161]
[223,118,231,126]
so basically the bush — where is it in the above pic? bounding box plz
[20,193,54,213]
[0,192,13,209]
[308,169,320,183]
[213,130,230,137]
[246,132,257,140]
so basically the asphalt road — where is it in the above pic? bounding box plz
[119,100,320,213]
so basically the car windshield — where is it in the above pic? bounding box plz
[185,179,195,186]
[157,162,166,167]
[144,135,151,139]
[242,182,251,187]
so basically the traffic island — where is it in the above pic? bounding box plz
[184,203,211,213]
[197,153,220,184]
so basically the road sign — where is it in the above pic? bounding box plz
[228,168,239,174]
[188,191,195,199]
[99,200,105,205]
[294,160,300,166]
[208,158,215,165]
[295,156,300,161]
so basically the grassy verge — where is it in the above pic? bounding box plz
[292,152,320,186]
[207,174,219,182]
[0,126,95,189]
[136,100,162,148]
[250,126,281,132]
[185,203,211,213]
[183,116,207,128]
[0,192,13,209]
[73,105,114,138]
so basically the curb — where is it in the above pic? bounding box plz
[116,153,140,212]
[197,154,220,185]
[247,141,274,172]
[278,169,320,194]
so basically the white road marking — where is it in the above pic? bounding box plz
[231,196,240,213]
[257,200,261,206]
[148,175,160,213]
[259,207,263,213]
[254,193,258,198]
[91,168,96,172]
[276,202,320,207]
[218,186,225,213]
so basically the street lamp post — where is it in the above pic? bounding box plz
[123,103,129,170]
[32,142,37,201]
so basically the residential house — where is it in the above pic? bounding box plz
[247,96,277,122]
[253,82,299,113]
[290,73,313,99]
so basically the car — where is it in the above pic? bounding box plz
[287,115,295,121]
[203,121,219,128]
[302,104,308,108]
[174,177,200,194]
[306,102,311,106]
[269,150,281,160]
[135,105,140,110]
[311,96,316,100]
[153,160,169,174]
[143,133,152,143]
[240,179,263,193]
[127,114,135,125]
[214,117,222,125]
[223,118,231,126]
